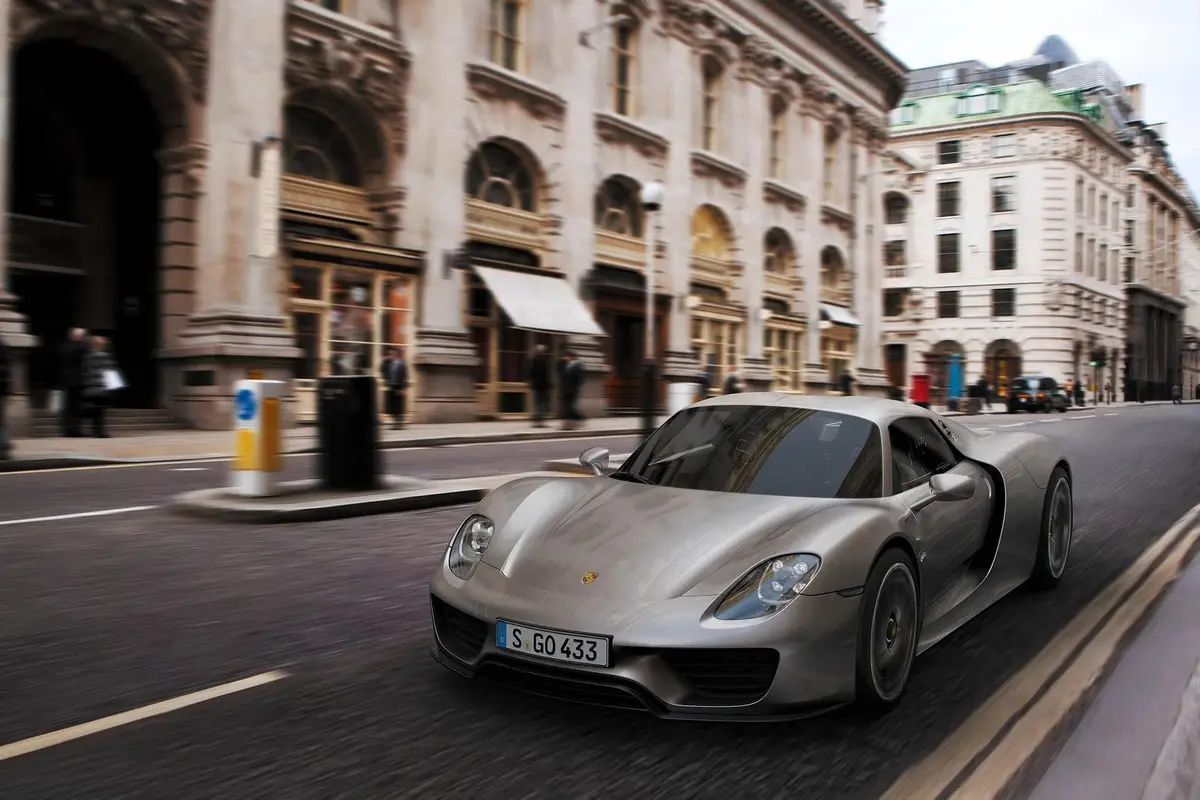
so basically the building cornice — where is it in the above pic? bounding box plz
[890,112,1134,161]
[1131,166,1200,229]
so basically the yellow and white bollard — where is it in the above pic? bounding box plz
[232,379,284,497]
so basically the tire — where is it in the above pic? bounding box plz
[1030,466,1073,590]
[855,548,920,709]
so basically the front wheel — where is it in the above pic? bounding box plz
[855,549,920,709]
[1030,467,1072,590]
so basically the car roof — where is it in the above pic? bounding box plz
[691,392,934,427]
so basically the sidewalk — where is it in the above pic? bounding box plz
[1,416,655,468]
[1029,549,1200,800]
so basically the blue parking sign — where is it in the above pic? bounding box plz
[235,388,257,421]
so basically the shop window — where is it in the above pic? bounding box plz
[329,270,375,375]
[292,312,321,380]
[764,326,803,391]
[283,106,362,187]
[289,265,322,300]
[465,142,536,211]
[382,277,412,352]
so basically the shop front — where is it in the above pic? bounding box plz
[690,284,746,395]
[284,230,423,422]
[763,298,805,392]
[463,242,605,418]
[586,264,669,412]
[819,303,860,390]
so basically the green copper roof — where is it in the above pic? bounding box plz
[890,80,1100,132]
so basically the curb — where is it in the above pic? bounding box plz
[0,457,125,473]
[168,477,488,524]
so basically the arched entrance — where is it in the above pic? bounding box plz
[985,339,1023,396]
[10,31,180,408]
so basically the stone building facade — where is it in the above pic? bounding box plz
[0,0,905,432]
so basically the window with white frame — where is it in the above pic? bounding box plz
[992,134,1017,158]
[1098,244,1107,281]
[1099,193,1108,226]
[957,86,1001,116]
[890,103,917,125]
[991,175,1016,213]
[938,68,957,90]
[1075,232,1084,272]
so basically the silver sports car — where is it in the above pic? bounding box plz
[429,394,1073,719]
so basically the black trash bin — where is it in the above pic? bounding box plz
[317,375,381,491]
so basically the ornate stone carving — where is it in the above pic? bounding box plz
[737,34,777,86]
[368,186,406,240]
[465,61,567,122]
[763,179,806,213]
[158,141,208,193]
[1044,278,1064,312]
[657,0,703,42]
[286,17,412,155]
[594,112,669,160]
[800,74,834,118]
[691,149,747,189]
[18,0,212,102]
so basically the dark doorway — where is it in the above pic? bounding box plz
[11,269,81,409]
[10,38,163,407]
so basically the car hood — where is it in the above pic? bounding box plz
[477,477,839,601]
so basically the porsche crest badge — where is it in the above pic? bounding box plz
[581,571,599,585]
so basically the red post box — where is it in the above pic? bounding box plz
[911,373,931,408]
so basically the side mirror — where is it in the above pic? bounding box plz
[910,473,975,512]
[579,446,610,477]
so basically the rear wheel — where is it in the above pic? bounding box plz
[855,548,920,709]
[1030,467,1072,590]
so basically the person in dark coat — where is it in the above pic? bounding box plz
[558,350,584,429]
[59,327,88,437]
[527,344,553,427]
[839,370,855,396]
[723,370,744,394]
[0,336,11,459]
[380,347,409,429]
[82,335,119,438]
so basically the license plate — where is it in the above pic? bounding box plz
[495,620,611,667]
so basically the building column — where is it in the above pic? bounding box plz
[559,0,606,417]
[799,91,826,391]
[160,0,299,430]
[660,33,698,383]
[737,66,772,391]
[852,116,887,395]
[0,0,36,437]
[398,0,477,422]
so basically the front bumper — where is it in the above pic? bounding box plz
[429,561,862,720]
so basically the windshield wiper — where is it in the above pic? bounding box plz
[647,443,714,468]
[609,471,655,485]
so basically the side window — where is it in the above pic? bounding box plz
[888,417,960,493]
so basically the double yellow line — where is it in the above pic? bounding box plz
[884,502,1200,799]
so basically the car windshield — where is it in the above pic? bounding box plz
[613,405,883,499]
[1013,377,1038,392]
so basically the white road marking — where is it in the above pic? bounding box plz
[0,506,158,527]
[1069,413,1098,419]
[998,422,1027,428]
[883,501,1200,799]
[1038,419,1060,424]
[0,670,288,762]
[1104,412,1120,416]
[171,467,208,472]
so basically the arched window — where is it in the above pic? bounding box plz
[611,21,637,116]
[464,141,536,211]
[700,57,722,151]
[691,205,732,260]
[764,228,794,274]
[284,106,363,187]
[821,246,845,290]
[594,176,643,237]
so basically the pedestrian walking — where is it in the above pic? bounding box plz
[380,346,409,429]
[1172,383,1182,405]
[527,344,553,427]
[723,370,745,394]
[558,350,584,430]
[0,336,11,460]
[839,370,855,396]
[59,327,88,437]
[82,335,121,438]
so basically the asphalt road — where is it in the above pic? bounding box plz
[0,433,643,519]
[1,404,1198,799]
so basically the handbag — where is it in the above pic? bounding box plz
[103,369,126,392]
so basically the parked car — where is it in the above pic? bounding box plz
[1009,376,1069,413]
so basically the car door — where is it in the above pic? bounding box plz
[888,417,994,600]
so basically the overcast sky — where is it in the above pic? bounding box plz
[878,0,1200,194]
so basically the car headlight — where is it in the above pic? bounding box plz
[713,554,822,621]
[447,514,495,580]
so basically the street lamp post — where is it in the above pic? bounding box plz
[640,181,664,442]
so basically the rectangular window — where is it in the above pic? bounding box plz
[1124,256,1135,283]
[490,0,523,72]
[1125,219,1135,248]
[1098,244,1108,281]
[1125,184,1136,208]
[768,97,785,179]
[883,289,906,317]
[1110,249,1119,284]
[890,104,916,125]
[991,175,1016,212]
[992,134,1017,158]
[291,311,322,380]
[1099,193,1108,226]
[1087,237,1095,276]
[991,229,1016,270]
[937,233,960,273]
[1074,232,1084,272]
[883,240,906,267]
[1076,178,1084,216]
[937,290,959,318]
[938,68,956,90]
[320,0,343,10]
[937,181,960,217]
[1112,200,1121,232]
[611,23,635,116]
[991,288,1016,318]
[1087,186,1096,220]
[329,269,376,376]
[937,140,961,165]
